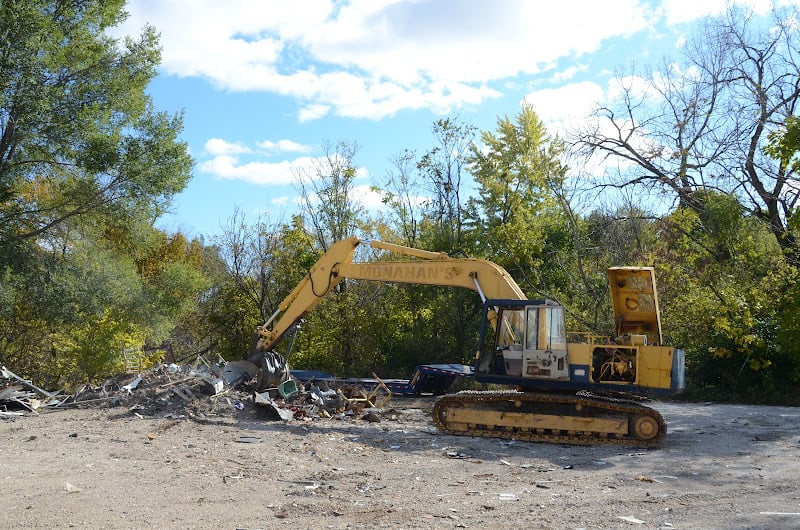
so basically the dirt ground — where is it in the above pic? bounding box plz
[2,397,799,530]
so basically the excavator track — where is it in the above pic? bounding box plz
[432,390,666,447]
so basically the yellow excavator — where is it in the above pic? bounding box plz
[252,237,685,447]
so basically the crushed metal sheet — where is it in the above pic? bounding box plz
[0,384,27,401]
[121,377,142,393]
[254,391,295,421]
[204,377,225,395]
[2,366,60,398]
[171,386,194,402]
[222,360,259,387]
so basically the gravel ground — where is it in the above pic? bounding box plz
[2,398,799,529]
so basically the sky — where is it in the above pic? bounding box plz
[113,0,793,239]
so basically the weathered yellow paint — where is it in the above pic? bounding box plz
[567,341,675,391]
[608,267,664,345]
[442,408,629,434]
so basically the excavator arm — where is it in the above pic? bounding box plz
[255,237,526,352]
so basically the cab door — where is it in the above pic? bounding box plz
[522,304,569,380]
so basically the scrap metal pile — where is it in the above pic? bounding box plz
[0,358,393,424]
[0,366,66,418]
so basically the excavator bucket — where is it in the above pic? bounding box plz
[247,350,290,390]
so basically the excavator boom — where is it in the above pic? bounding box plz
[256,237,524,352]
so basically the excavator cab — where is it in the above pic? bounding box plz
[475,299,571,385]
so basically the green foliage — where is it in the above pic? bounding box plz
[764,115,800,175]
[50,309,148,388]
[288,279,482,378]
[296,141,365,250]
[197,276,263,362]
[468,105,572,296]
[198,215,322,362]
[655,192,799,403]
[564,207,661,334]
[291,283,385,376]
[378,117,483,262]
[0,1,197,384]
[0,224,211,387]
[0,1,192,238]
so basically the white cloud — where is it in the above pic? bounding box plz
[299,104,332,122]
[198,137,373,187]
[198,154,316,185]
[258,139,313,154]
[351,184,387,212]
[294,184,388,213]
[305,0,651,84]
[606,74,660,103]
[116,0,667,120]
[199,138,319,184]
[549,65,589,84]
[523,79,656,179]
[204,138,251,156]
[523,81,605,137]
[660,0,781,24]
[118,1,793,121]
[659,0,729,24]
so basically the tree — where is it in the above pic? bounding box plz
[575,5,800,263]
[166,241,229,363]
[295,141,365,252]
[469,105,570,292]
[0,220,211,387]
[0,0,192,254]
[764,114,800,182]
[569,5,800,401]
[380,149,425,247]
[416,117,477,252]
[211,210,318,359]
[378,118,481,366]
[653,192,798,403]
[0,1,194,384]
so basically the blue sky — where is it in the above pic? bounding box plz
[114,0,791,238]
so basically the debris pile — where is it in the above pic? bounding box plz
[0,366,65,418]
[0,357,395,425]
[256,375,393,422]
